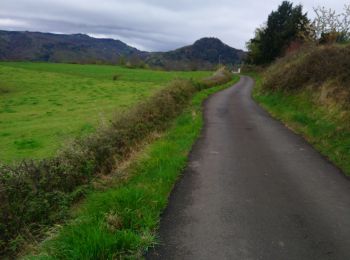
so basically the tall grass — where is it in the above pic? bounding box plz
[0,68,233,257]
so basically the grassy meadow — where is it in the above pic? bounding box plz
[0,62,210,162]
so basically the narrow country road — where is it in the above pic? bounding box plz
[147,76,350,260]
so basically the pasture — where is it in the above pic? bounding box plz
[0,62,210,162]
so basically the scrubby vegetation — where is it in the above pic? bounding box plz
[0,62,210,162]
[263,44,350,96]
[253,44,350,176]
[0,67,233,257]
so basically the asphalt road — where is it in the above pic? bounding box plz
[147,76,350,260]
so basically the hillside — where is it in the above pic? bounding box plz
[147,37,246,70]
[0,31,245,69]
[0,30,144,63]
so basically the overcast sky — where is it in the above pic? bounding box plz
[0,0,346,51]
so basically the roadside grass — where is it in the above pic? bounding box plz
[25,77,239,259]
[251,73,350,176]
[0,62,210,162]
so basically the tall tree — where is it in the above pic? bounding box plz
[246,1,310,65]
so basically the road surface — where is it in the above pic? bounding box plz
[147,76,350,259]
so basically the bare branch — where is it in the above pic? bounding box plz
[313,5,350,41]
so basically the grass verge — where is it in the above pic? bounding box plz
[25,77,239,259]
[251,73,350,176]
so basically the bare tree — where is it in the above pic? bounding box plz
[313,5,350,42]
[339,5,350,37]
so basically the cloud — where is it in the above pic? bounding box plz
[0,0,347,51]
[0,18,29,28]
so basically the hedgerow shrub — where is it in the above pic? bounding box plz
[0,69,232,257]
[198,67,233,88]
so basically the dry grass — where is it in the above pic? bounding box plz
[262,44,350,107]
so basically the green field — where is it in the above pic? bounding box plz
[0,62,210,162]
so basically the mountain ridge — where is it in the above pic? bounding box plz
[0,30,245,70]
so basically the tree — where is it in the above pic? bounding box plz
[246,1,311,65]
[246,27,265,64]
[313,5,350,44]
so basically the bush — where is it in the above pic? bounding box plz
[241,64,265,74]
[263,45,350,89]
[0,69,233,257]
[261,44,350,106]
[198,67,232,89]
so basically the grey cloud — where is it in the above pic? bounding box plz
[0,0,346,51]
